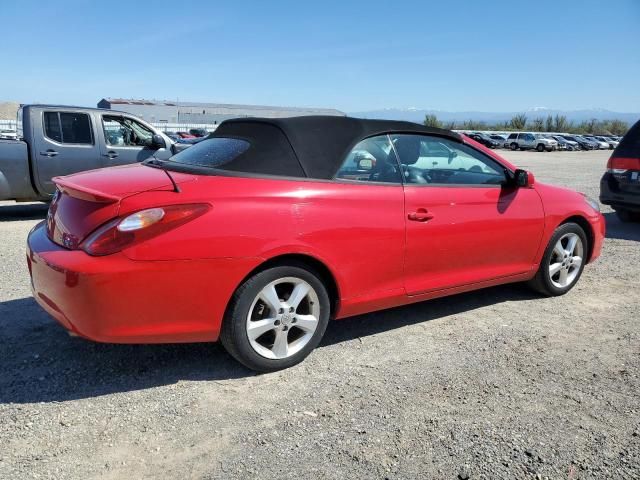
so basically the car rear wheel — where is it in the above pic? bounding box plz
[536,143,545,152]
[528,223,587,296]
[220,264,330,372]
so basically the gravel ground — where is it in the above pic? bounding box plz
[0,150,638,479]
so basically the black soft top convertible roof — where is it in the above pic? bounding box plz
[211,116,462,180]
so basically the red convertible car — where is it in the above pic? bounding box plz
[27,117,605,371]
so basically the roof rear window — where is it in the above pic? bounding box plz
[614,120,640,158]
[169,137,250,168]
[167,122,306,178]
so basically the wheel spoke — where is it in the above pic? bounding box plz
[566,235,578,255]
[272,329,289,358]
[571,256,583,270]
[294,314,318,333]
[247,318,277,340]
[559,267,569,286]
[288,282,310,310]
[553,241,565,259]
[549,262,563,276]
[259,284,282,314]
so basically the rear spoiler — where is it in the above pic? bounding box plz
[53,176,120,203]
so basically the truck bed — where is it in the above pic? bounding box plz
[0,139,42,201]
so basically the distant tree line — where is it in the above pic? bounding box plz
[423,113,629,135]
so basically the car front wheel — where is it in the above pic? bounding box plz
[220,264,331,372]
[528,223,588,296]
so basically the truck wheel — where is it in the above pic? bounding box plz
[536,143,545,152]
[510,143,518,151]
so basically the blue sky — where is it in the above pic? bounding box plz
[2,0,639,112]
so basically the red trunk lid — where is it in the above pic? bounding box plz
[46,164,195,249]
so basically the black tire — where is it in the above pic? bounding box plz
[615,209,639,223]
[536,143,545,152]
[220,264,331,372]
[510,143,518,151]
[528,222,588,296]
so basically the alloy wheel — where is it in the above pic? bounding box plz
[548,233,584,288]
[246,277,320,359]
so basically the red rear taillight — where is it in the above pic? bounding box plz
[606,157,640,174]
[81,203,210,256]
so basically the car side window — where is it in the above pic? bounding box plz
[103,115,154,147]
[334,135,401,184]
[43,111,93,144]
[390,134,507,186]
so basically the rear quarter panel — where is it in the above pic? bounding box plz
[120,175,407,310]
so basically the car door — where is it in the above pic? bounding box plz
[331,134,406,303]
[98,114,171,167]
[390,134,545,295]
[31,109,100,195]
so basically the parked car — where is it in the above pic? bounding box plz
[581,136,603,149]
[177,132,196,139]
[552,135,579,151]
[27,116,604,372]
[584,136,610,150]
[176,136,208,145]
[595,136,618,149]
[163,131,181,142]
[542,134,566,150]
[466,132,499,148]
[561,135,594,150]
[600,118,640,222]
[488,134,507,146]
[0,105,189,202]
[189,128,209,137]
[505,132,557,152]
[0,129,18,140]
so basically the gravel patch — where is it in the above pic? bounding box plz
[0,150,638,479]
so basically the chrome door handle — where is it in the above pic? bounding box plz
[39,150,58,157]
[103,151,119,159]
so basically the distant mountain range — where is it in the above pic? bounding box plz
[350,108,640,124]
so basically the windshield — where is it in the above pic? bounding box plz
[168,137,250,168]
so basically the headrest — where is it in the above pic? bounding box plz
[394,136,421,165]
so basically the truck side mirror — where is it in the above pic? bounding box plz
[151,134,166,150]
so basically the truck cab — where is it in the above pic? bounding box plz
[0,105,180,201]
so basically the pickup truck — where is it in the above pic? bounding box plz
[0,105,188,202]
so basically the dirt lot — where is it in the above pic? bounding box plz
[0,150,638,479]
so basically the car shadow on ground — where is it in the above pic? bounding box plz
[0,203,48,222]
[0,284,538,404]
[603,212,640,242]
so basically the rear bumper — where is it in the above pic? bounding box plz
[600,173,640,212]
[27,222,261,344]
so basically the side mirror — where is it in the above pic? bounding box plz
[151,134,166,150]
[357,157,374,171]
[514,168,535,187]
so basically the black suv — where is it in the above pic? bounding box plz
[600,119,640,222]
